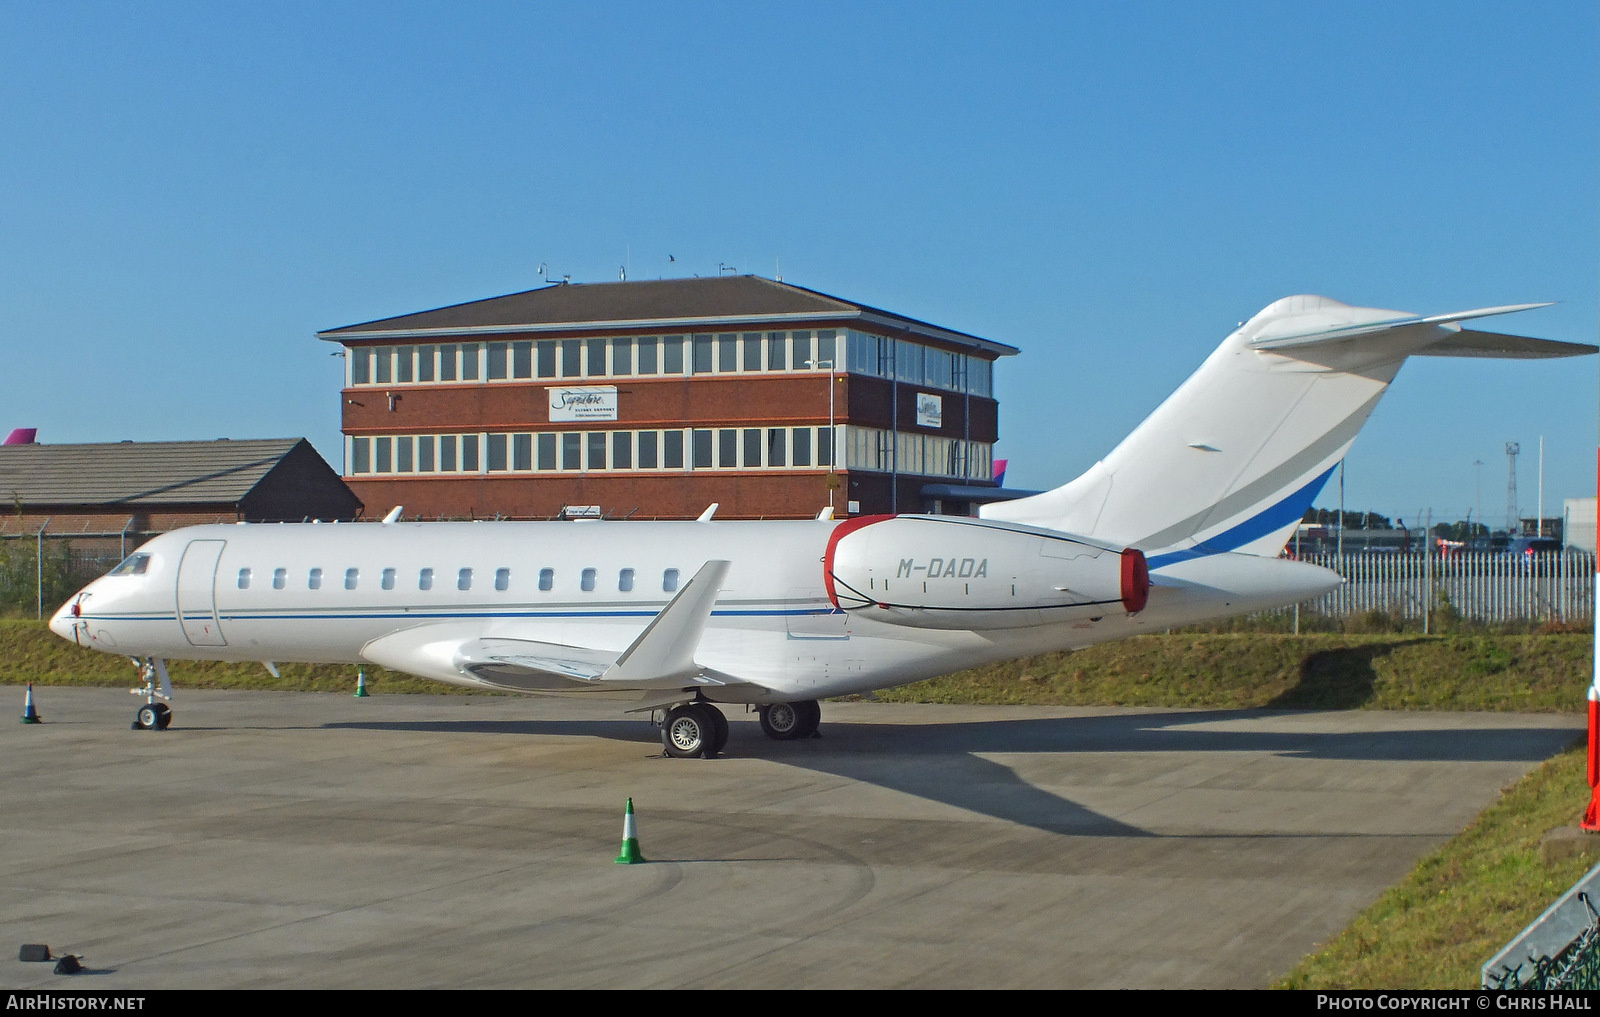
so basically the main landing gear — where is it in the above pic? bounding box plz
[758,700,821,741]
[657,698,823,758]
[130,657,173,731]
[661,702,728,759]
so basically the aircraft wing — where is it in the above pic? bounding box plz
[360,559,762,697]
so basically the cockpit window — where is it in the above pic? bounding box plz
[108,554,151,577]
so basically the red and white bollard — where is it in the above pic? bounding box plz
[1583,450,1600,832]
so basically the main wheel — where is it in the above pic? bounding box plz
[760,700,820,741]
[135,703,171,731]
[707,705,729,755]
[662,704,716,758]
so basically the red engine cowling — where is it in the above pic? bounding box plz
[825,515,1148,630]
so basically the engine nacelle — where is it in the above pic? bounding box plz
[824,515,1148,630]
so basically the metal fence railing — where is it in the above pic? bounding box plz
[1294,551,1595,625]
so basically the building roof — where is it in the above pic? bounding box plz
[0,438,315,507]
[318,275,1018,357]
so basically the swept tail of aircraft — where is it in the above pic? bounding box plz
[981,296,1594,567]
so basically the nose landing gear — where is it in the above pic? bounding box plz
[129,657,174,731]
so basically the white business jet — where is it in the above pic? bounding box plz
[50,295,1594,756]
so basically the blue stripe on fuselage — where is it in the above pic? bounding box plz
[1146,465,1336,570]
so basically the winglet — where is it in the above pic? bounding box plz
[817,506,834,520]
[601,560,730,685]
[696,503,719,522]
[381,506,403,524]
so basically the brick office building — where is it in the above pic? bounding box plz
[321,275,1016,520]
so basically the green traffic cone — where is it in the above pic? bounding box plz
[354,670,369,698]
[614,797,645,864]
[20,683,41,724]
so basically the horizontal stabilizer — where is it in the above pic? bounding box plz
[1248,302,1554,350]
[1414,328,1598,359]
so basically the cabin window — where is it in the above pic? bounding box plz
[109,553,150,576]
[495,568,511,591]
[237,568,251,590]
[663,568,680,593]
[344,568,359,590]
[581,568,597,592]
[619,568,635,592]
[419,568,433,591]
[273,568,286,590]
[382,568,396,591]
[539,568,553,591]
[458,568,472,591]
[308,568,322,590]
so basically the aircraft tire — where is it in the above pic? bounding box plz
[135,703,171,731]
[759,701,818,741]
[706,705,729,756]
[662,704,716,759]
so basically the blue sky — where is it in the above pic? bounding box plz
[2,1,1595,529]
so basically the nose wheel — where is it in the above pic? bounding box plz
[129,657,174,731]
[134,702,172,731]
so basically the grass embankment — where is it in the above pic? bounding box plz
[876,631,1592,712]
[0,619,451,694]
[1279,746,1594,988]
[7,620,1591,712]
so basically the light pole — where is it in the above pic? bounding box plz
[807,358,837,513]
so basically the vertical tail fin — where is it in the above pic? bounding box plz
[981,296,1590,564]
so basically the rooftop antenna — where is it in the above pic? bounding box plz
[718,262,737,275]
[1505,441,1521,533]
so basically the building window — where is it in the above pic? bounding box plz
[495,568,511,591]
[438,344,456,382]
[586,337,608,376]
[663,568,680,593]
[461,343,480,381]
[352,348,370,385]
[458,568,472,591]
[619,568,635,592]
[743,428,762,467]
[487,433,507,471]
[586,431,606,470]
[397,345,415,383]
[767,428,786,467]
[273,568,286,590]
[351,437,370,474]
[767,332,787,370]
[581,568,596,592]
[537,432,557,471]
[612,338,633,375]
[512,341,533,379]
[793,428,812,467]
[561,339,582,378]
[692,334,714,374]
[612,432,632,469]
[743,333,762,371]
[308,568,322,590]
[375,436,392,473]
[237,567,251,590]
[637,336,658,374]
[440,435,458,472]
[375,347,392,384]
[396,436,413,473]
[663,430,684,469]
[382,568,396,590]
[638,431,658,469]
[513,433,533,471]
[538,568,553,591]
[487,341,508,381]
[419,568,433,591]
[662,336,684,374]
[536,340,556,378]
[562,432,581,470]
[418,435,435,472]
[717,429,737,468]
[461,434,480,471]
[344,568,359,590]
[717,333,736,372]
[692,429,713,469]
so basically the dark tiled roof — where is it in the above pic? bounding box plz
[0,439,307,507]
[318,275,1017,355]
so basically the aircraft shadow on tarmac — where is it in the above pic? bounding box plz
[323,709,1582,840]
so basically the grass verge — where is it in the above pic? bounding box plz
[1278,745,1594,988]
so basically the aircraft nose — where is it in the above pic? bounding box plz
[48,601,75,641]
